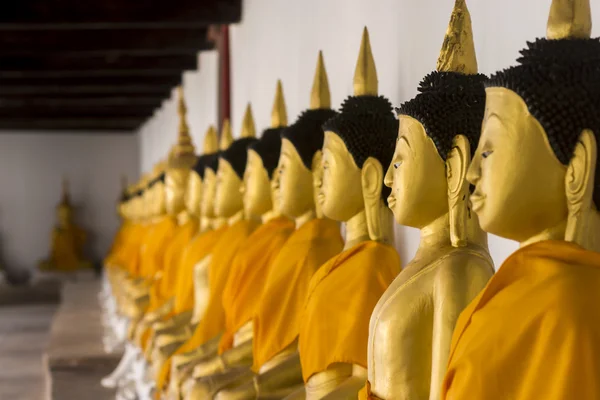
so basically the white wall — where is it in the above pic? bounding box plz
[137,0,600,268]
[0,132,139,271]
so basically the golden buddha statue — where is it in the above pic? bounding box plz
[213,51,345,400]
[158,105,260,397]
[39,177,92,273]
[148,123,232,379]
[361,2,494,399]
[285,28,401,400]
[441,0,600,399]
[183,81,296,399]
[130,87,199,338]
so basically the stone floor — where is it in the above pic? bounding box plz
[0,275,119,400]
[0,304,56,400]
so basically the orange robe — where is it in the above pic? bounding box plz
[298,241,401,382]
[252,218,343,371]
[104,220,129,267]
[218,216,295,353]
[156,219,259,390]
[173,225,228,314]
[152,218,199,308]
[137,216,177,279]
[442,240,600,400]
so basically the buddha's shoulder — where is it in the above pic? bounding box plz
[433,248,495,282]
[353,241,400,262]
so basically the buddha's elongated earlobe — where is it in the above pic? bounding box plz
[565,129,597,247]
[362,157,385,242]
[446,135,471,247]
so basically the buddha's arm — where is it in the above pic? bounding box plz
[220,339,253,367]
[430,258,493,400]
[255,352,303,393]
[319,365,366,400]
[191,255,212,324]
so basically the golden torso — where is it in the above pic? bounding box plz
[367,242,492,399]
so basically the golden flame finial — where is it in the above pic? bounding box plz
[60,176,71,207]
[219,119,233,150]
[353,27,378,96]
[436,0,478,74]
[203,125,218,153]
[241,103,256,138]
[120,174,128,191]
[547,0,591,39]
[169,87,197,168]
[271,80,288,128]
[310,51,331,109]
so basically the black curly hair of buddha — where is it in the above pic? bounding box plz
[282,108,338,169]
[397,71,487,161]
[322,95,398,200]
[220,137,259,179]
[148,172,165,187]
[119,191,130,203]
[487,38,600,207]
[249,128,285,178]
[192,153,216,179]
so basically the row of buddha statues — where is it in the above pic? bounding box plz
[39,178,92,273]
[100,0,600,398]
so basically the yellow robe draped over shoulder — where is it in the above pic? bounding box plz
[252,218,343,371]
[153,219,199,307]
[218,216,295,353]
[298,241,401,382]
[173,225,228,314]
[156,219,259,390]
[441,240,600,400]
[104,220,129,267]
[137,216,177,280]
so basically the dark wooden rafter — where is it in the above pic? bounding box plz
[0,0,242,132]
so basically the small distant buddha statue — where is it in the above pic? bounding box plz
[290,28,401,400]
[39,178,92,273]
[441,0,600,399]
[159,105,260,397]
[214,51,345,400]
[362,1,494,399]
[184,80,296,398]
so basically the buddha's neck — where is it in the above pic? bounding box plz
[416,213,452,257]
[200,216,212,232]
[521,212,600,253]
[261,208,282,223]
[212,217,226,229]
[177,210,193,225]
[344,209,370,250]
[295,209,316,229]
[520,220,567,249]
[228,210,244,225]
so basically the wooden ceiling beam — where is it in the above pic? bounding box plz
[0,28,212,55]
[0,0,241,26]
[0,53,198,71]
[0,118,144,131]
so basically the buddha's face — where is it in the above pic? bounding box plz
[277,139,314,218]
[185,171,203,217]
[467,87,567,242]
[320,132,364,221]
[214,158,244,218]
[200,169,217,218]
[385,115,448,228]
[165,169,188,216]
[242,150,273,218]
